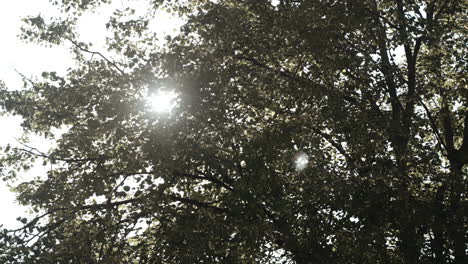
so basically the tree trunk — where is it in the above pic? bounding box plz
[449,163,466,264]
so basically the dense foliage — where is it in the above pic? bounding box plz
[0,0,466,263]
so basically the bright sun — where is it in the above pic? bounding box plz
[149,90,178,113]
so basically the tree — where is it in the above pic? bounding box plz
[0,0,466,263]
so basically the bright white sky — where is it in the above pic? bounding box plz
[0,0,181,229]
[0,0,68,230]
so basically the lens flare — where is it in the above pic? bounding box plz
[294,152,309,171]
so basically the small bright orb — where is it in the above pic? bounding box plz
[294,152,309,171]
[149,90,178,113]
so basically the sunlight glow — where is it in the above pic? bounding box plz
[294,152,309,171]
[149,90,178,113]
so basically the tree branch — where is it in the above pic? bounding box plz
[65,36,126,75]
[311,128,353,164]
[441,105,455,153]
[170,196,228,214]
[460,111,468,152]
[15,141,105,163]
[419,99,448,154]
[177,171,235,192]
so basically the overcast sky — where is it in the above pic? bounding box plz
[0,0,181,229]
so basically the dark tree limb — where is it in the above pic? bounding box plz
[65,36,126,75]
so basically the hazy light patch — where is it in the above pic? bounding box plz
[148,8,185,42]
[148,90,178,113]
[294,151,309,171]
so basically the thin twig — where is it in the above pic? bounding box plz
[65,36,126,75]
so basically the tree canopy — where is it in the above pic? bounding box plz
[0,0,466,263]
